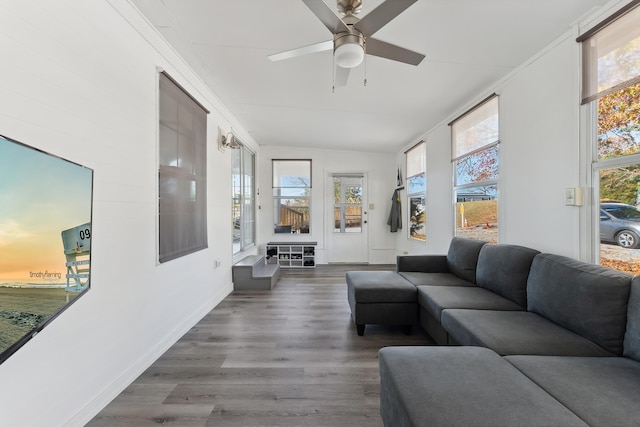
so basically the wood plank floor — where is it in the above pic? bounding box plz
[87,264,434,426]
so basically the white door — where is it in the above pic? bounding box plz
[327,173,368,263]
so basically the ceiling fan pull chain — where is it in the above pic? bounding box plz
[332,52,336,93]
[364,42,368,87]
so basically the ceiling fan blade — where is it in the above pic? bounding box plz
[354,0,418,37]
[366,37,425,66]
[301,0,350,34]
[268,40,333,62]
[335,66,351,87]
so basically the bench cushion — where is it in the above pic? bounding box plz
[441,309,614,356]
[506,355,640,427]
[476,244,539,307]
[379,346,587,427]
[346,271,416,303]
[527,253,632,355]
[417,285,523,321]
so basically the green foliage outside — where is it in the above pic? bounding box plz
[598,82,640,205]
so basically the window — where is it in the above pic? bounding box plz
[272,160,311,234]
[580,4,640,273]
[406,141,426,241]
[158,72,208,263]
[451,95,499,243]
[232,144,255,254]
[333,175,363,233]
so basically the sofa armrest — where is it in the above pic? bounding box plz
[396,255,448,273]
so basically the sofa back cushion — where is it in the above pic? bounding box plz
[476,244,540,307]
[527,253,632,356]
[446,237,487,283]
[624,276,640,361]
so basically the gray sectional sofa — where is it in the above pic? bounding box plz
[372,237,640,426]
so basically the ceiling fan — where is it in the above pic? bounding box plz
[268,0,424,87]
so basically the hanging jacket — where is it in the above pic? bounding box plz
[387,189,402,232]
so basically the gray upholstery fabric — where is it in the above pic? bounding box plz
[418,306,449,345]
[506,355,640,427]
[417,285,523,321]
[346,271,416,303]
[346,271,417,329]
[624,276,640,361]
[441,309,614,356]
[379,346,587,427]
[446,237,487,283]
[398,271,474,287]
[476,244,539,307]
[351,302,417,326]
[396,254,448,273]
[527,253,632,355]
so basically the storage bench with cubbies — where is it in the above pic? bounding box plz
[266,241,316,268]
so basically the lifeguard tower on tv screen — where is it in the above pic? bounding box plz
[61,222,91,292]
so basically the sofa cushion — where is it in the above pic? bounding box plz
[476,244,539,307]
[379,346,588,427]
[506,355,640,427]
[417,285,523,321]
[398,272,475,287]
[624,276,640,361]
[441,309,614,356]
[446,237,487,283]
[396,254,448,273]
[527,253,632,355]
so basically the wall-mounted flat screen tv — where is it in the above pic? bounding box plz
[0,134,93,364]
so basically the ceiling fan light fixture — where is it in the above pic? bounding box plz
[335,42,364,68]
[334,31,365,69]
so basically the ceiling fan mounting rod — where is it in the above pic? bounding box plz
[337,0,363,16]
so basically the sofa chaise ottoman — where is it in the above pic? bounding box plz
[346,270,417,336]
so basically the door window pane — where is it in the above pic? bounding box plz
[333,176,363,233]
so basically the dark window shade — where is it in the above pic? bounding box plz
[159,73,208,263]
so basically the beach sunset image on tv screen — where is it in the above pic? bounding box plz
[0,135,93,362]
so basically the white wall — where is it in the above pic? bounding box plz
[258,146,398,264]
[497,36,582,256]
[0,1,257,425]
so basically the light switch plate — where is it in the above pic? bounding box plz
[565,188,583,206]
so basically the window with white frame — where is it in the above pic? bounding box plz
[406,141,426,241]
[232,144,255,254]
[451,95,499,243]
[579,4,640,273]
[158,72,208,263]
[272,160,311,234]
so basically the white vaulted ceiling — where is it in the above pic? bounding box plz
[130,0,609,152]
